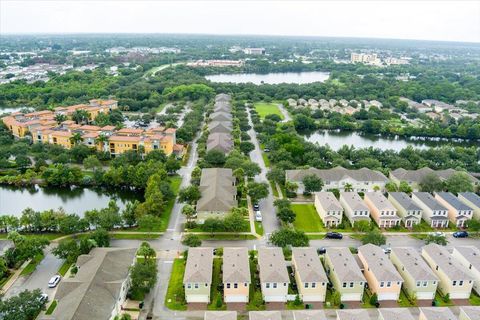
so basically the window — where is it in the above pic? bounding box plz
[380,282,384,288]
[305,283,309,288]
[234,283,238,289]
[245,283,248,287]
[350,282,354,288]
[416,281,421,287]
[423,281,427,287]
[226,283,230,289]
[194,283,199,289]
[343,282,347,288]
[453,281,457,286]
[387,281,391,288]
[273,283,277,289]
[312,283,316,288]
[187,284,191,289]
[459,280,463,286]
[266,283,270,289]
[433,281,437,285]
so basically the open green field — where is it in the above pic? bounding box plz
[292,204,325,232]
[254,103,284,119]
[165,258,187,310]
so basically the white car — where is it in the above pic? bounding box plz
[429,231,445,237]
[48,275,61,288]
[255,211,262,222]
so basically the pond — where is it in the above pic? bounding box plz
[0,107,33,115]
[303,130,479,151]
[205,71,330,85]
[0,185,142,217]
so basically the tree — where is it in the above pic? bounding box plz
[467,219,480,236]
[181,204,196,223]
[52,239,80,263]
[0,289,47,320]
[267,167,285,184]
[90,229,110,247]
[385,182,398,192]
[277,207,296,224]
[182,234,202,247]
[398,181,413,193]
[247,182,269,203]
[137,242,156,261]
[54,113,67,124]
[69,132,83,146]
[239,141,255,155]
[178,185,201,204]
[15,154,31,169]
[445,172,474,193]
[72,109,90,124]
[424,235,448,246]
[353,220,372,232]
[83,155,102,171]
[122,201,139,227]
[361,230,386,246]
[419,173,444,192]
[269,228,309,247]
[302,174,323,195]
[204,150,226,166]
[0,257,8,279]
[129,259,157,299]
[242,161,261,178]
[98,200,122,230]
[165,155,181,173]
[343,183,353,192]
[137,215,159,232]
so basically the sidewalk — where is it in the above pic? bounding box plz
[0,258,31,294]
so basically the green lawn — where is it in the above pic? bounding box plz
[159,175,183,232]
[207,258,226,310]
[247,257,265,311]
[398,288,417,307]
[292,204,325,232]
[434,291,454,306]
[165,259,187,310]
[254,103,284,120]
[254,221,264,236]
[58,261,72,276]
[20,253,44,276]
[110,233,160,240]
[45,300,57,315]
[269,180,279,197]
[197,234,256,241]
[470,292,480,306]
[0,233,65,240]
[0,272,13,289]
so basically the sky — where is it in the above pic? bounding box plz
[1,0,480,43]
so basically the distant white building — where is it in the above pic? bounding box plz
[244,48,265,55]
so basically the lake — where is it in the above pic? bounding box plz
[0,107,33,115]
[205,71,330,85]
[0,185,142,217]
[303,130,479,151]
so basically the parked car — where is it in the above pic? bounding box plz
[255,211,263,222]
[39,293,49,303]
[382,246,392,254]
[325,232,343,239]
[317,247,326,255]
[429,231,445,237]
[48,275,61,288]
[453,231,469,238]
[253,203,260,211]
[263,148,270,152]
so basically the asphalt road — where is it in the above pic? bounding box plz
[277,103,292,122]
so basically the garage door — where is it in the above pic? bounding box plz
[186,294,209,303]
[264,295,286,302]
[225,295,248,303]
[377,292,399,301]
[341,293,362,301]
[416,291,435,300]
[302,294,325,302]
[450,292,470,299]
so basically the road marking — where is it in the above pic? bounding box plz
[167,228,175,231]
[164,261,173,264]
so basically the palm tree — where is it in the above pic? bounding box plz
[344,183,353,192]
[95,134,109,152]
[54,114,67,124]
[69,132,83,146]
[72,109,90,124]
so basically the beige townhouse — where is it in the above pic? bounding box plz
[421,244,474,299]
[378,308,415,320]
[258,248,289,303]
[459,306,480,320]
[339,192,371,225]
[357,244,403,301]
[291,247,328,303]
[313,192,343,227]
[412,192,449,228]
[336,309,371,320]
[324,247,366,302]
[435,192,473,228]
[184,247,214,304]
[292,310,327,320]
[223,247,251,303]
[458,192,480,220]
[390,247,438,300]
[249,311,282,320]
[204,311,237,320]
[364,192,401,228]
[419,307,458,320]
[388,192,423,228]
[452,246,480,295]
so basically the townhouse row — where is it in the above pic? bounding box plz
[1,99,183,156]
[204,307,480,320]
[183,244,480,308]
[314,190,480,228]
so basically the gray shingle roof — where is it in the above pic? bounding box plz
[388,192,421,211]
[208,121,232,134]
[391,247,438,281]
[292,310,327,320]
[336,309,371,320]
[286,166,388,184]
[340,192,369,211]
[460,306,480,320]
[40,247,136,320]
[184,247,214,284]
[459,192,480,208]
[453,246,480,270]
[391,167,478,183]
[258,248,289,283]
[435,192,473,211]
[210,111,232,122]
[314,192,343,211]
[204,311,237,320]
[292,247,328,283]
[325,247,365,282]
[196,168,237,212]
[420,307,457,320]
[422,244,474,281]
[215,94,231,102]
[413,192,448,211]
[379,308,415,320]
[358,244,403,282]
[206,132,233,153]
[365,192,397,212]
[249,311,282,320]
[223,247,251,284]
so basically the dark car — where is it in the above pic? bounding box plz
[325,232,343,239]
[317,247,326,255]
[253,203,260,211]
[453,231,469,238]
